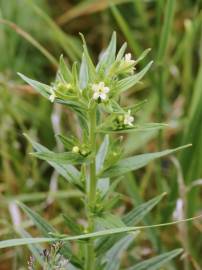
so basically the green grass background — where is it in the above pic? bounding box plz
[0,0,201,269]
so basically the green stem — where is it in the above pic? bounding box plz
[85,106,97,270]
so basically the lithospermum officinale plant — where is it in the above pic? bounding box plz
[0,33,191,269]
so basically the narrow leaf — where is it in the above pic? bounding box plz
[127,249,183,270]
[24,134,82,188]
[18,202,56,236]
[79,53,89,89]
[123,193,166,226]
[96,32,117,71]
[58,55,72,82]
[96,135,109,173]
[31,151,87,165]
[18,73,51,99]
[114,61,153,95]
[102,145,191,178]
[97,123,167,134]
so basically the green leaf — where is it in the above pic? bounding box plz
[96,32,117,72]
[96,135,109,173]
[114,61,153,95]
[17,229,44,266]
[18,73,87,119]
[18,73,51,99]
[24,134,82,188]
[123,193,166,226]
[31,151,87,165]
[56,134,78,150]
[102,144,191,178]
[97,123,167,134]
[79,53,89,89]
[18,202,81,267]
[18,202,57,236]
[127,249,183,270]
[104,234,137,270]
[80,33,96,80]
[104,258,120,270]
[97,178,110,197]
[58,55,72,82]
[62,214,82,235]
[96,193,165,256]
[116,42,127,61]
[96,213,126,230]
[136,48,151,64]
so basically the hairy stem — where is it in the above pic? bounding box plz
[85,106,96,270]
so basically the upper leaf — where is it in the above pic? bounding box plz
[113,61,153,95]
[96,32,117,72]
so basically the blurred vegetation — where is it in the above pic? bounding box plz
[0,0,201,269]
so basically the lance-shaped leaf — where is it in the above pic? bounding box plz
[18,73,87,113]
[96,135,109,173]
[97,123,167,134]
[57,55,72,82]
[17,229,44,266]
[135,48,151,64]
[31,150,87,165]
[96,193,165,256]
[114,61,153,95]
[18,73,51,98]
[103,234,137,270]
[116,42,127,61]
[80,33,96,80]
[102,144,191,178]
[96,32,117,72]
[24,134,82,188]
[62,214,82,235]
[18,202,56,236]
[127,249,183,270]
[123,193,166,226]
[18,202,81,267]
[79,53,89,89]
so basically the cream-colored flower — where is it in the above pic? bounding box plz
[124,53,135,65]
[72,146,80,153]
[124,110,134,126]
[49,88,56,103]
[92,82,110,101]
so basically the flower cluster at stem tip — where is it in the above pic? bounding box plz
[48,48,136,105]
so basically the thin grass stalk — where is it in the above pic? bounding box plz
[156,0,176,148]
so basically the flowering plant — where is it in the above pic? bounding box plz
[0,33,190,269]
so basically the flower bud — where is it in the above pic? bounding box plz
[72,146,80,153]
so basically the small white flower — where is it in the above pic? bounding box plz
[49,88,56,103]
[124,110,134,126]
[124,53,135,65]
[92,82,110,101]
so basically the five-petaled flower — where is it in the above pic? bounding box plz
[49,87,56,103]
[124,110,134,126]
[92,82,110,101]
